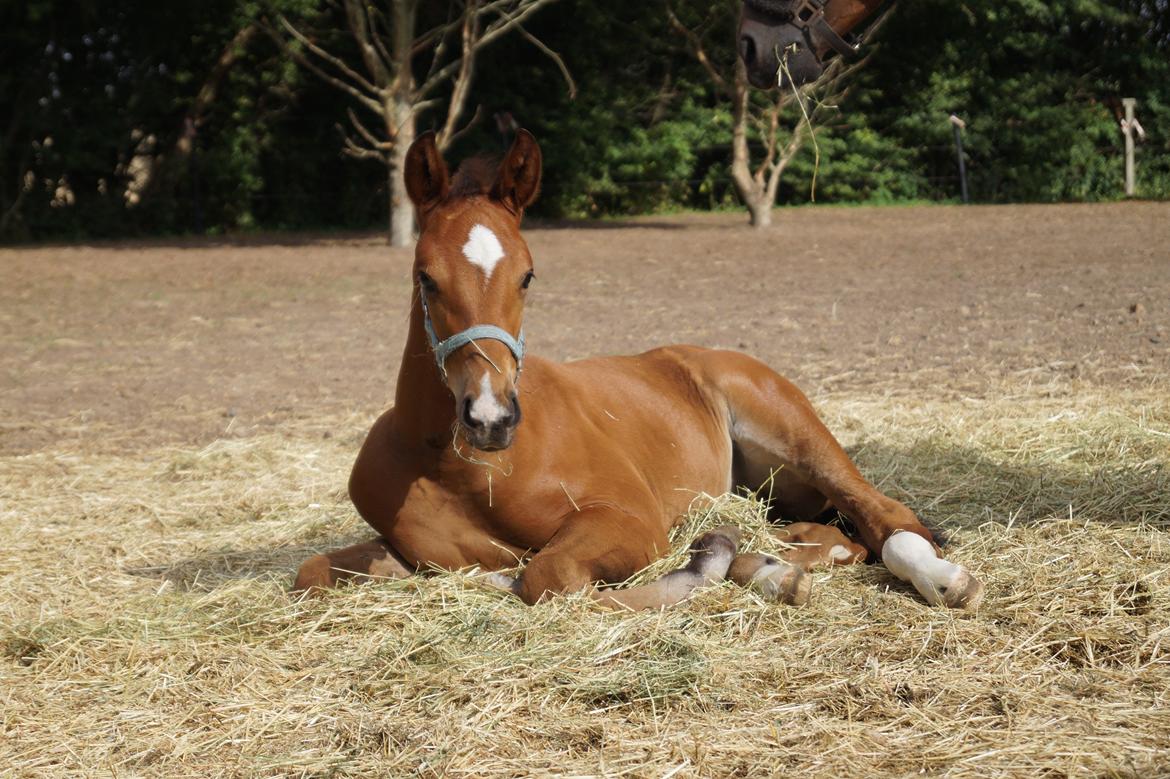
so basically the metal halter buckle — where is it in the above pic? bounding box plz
[794,0,860,59]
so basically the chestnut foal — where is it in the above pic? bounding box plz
[294,130,985,611]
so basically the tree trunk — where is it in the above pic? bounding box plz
[385,0,417,247]
[729,62,773,229]
[386,98,415,247]
[747,198,772,228]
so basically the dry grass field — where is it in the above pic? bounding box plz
[2,203,1169,777]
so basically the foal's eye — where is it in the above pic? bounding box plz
[418,271,437,293]
[521,271,535,290]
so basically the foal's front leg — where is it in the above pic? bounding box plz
[293,537,414,592]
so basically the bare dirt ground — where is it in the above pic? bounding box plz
[1,202,1166,455]
[2,203,1169,777]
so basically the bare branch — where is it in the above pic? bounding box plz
[417,0,559,97]
[264,20,383,116]
[337,124,387,162]
[437,4,480,148]
[347,107,391,151]
[509,19,577,99]
[341,0,394,88]
[364,3,398,80]
[190,24,259,129]
[665,4,729,94]
[275,15,382,97]
[411,98,443,116]
[419,7,460,86]
[445,104,488,149]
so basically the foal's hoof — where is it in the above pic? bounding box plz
[759,565,811,606]
[728,553,810,606]
[292,554,334,594]
[941,570,985,610]
[685,525,743,582]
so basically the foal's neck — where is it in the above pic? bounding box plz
[392,294,456,445]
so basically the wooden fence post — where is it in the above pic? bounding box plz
[949,114,969,204]
[1120,98,1145,198]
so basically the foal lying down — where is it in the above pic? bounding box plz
[294,130,984,611]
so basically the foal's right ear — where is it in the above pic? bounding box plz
[405,131,449,214]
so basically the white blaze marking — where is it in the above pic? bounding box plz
[462,224,505,281]
[468,373,508,426]
[829,544,853,562]
[881,531,965,606]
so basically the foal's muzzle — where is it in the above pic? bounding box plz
[459,391,521,451]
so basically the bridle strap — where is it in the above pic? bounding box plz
[802,0,861,59]
[745,0,861,60]
[419,291,526,375]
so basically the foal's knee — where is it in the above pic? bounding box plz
[517,554,593,606]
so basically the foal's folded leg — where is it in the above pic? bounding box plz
[726,523,866,606]
[508,505,741,610]
[293,537,414,593]
[772,522,868,569]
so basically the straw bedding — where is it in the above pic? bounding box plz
[2,384,1168,777]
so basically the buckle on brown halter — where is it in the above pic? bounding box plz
[794,0,861,59]
[791,0,825,24]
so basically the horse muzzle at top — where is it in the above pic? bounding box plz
[739,6,823,89]
[739,0,865,89]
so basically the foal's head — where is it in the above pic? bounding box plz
[404,129,542,451]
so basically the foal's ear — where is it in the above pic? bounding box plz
[492,129,542,216]
[405,131,449,213]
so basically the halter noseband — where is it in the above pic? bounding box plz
[744,0,861,60]
[419,290,526,376]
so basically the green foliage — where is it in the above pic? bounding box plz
[1,0,1167,239]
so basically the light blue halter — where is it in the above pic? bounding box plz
[419,291,526,375]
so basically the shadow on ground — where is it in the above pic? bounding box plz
[124,530,373,591]
[847,439,1170,532]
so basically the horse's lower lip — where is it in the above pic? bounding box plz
[460,426,515,452]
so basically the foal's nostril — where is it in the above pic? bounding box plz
[461,396,483,430]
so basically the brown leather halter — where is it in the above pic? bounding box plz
[745,0,861,61]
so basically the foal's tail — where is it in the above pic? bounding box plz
[590,526,741,611]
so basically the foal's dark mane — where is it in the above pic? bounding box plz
[449,155,501,199]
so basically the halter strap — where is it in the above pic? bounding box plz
[745,0,861,59]
[419,291,526,374]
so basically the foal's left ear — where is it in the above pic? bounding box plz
[492,129,542,216]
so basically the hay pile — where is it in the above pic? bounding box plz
[2,385,1169,776]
